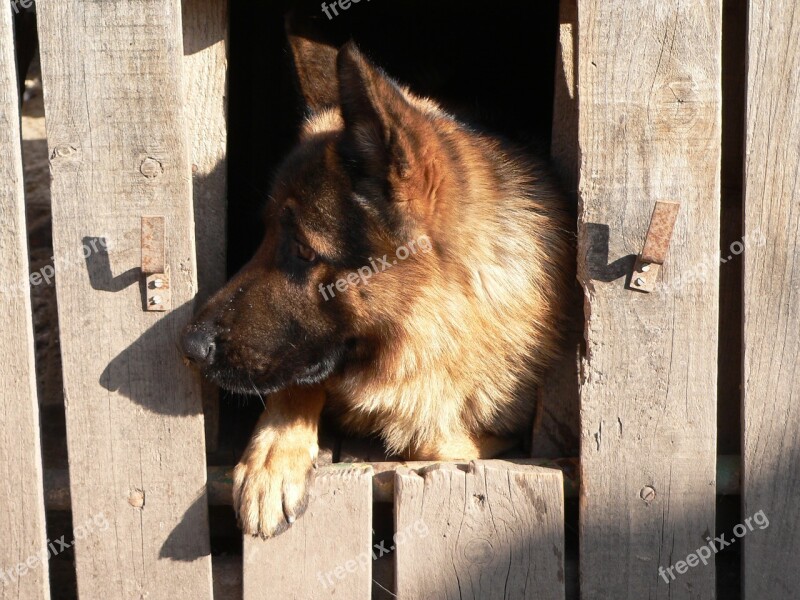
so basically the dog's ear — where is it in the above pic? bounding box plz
[285,13,339,112]
[336,42,429,190]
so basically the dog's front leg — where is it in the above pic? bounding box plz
[233,385,325,538]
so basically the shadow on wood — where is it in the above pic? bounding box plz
[159,488,213,562]
[583,223,636,284]
[98,299,202,416]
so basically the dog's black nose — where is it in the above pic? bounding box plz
[181,323,217,366]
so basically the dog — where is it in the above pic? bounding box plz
[181,34,574,538]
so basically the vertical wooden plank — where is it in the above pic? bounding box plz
[243,465,373,600]
[577,1,721,598]
[742,1,800,597]
[534,0,581,459]
[36,1,213,598]
[551,0,579,195]
[0,5,50,598]
[395,461,564,600]
[182,0,229,453]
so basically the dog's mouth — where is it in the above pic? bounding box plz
[197,348,345,397]
[201,367,282,396]
[193,360,293,396]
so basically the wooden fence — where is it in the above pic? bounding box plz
[0,0,798,598]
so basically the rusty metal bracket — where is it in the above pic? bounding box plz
[630,201,680,293]
[141,216,170,311]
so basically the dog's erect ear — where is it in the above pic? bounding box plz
[285,14,339,112]
[336,43,428,188]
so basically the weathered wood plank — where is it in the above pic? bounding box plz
[551,0,578,195]
[534,0,581,459]
[742,1,800,597]
[182,0,229,453]
[0,4,50,598]
[576,1,721,598]
[36,1,213,597]
[243,465,373,600]
[48,456,751,511]
[395,460,564,600]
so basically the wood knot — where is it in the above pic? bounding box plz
[128,488,145,509]
[463,538,493,564]
[640,485,656,505]
[50,145,78,159]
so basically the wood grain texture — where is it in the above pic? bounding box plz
[576,1,721,598]
[534,0,581,459]
[243,465,373,600]
[0,5,50,598]
[181,0,228,306]
[551,0,579,195]
[182,0,229,454]
[36,1,213,597]
[395,460,564,600]
[742,1,800,597]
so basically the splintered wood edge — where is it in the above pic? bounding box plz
[395,460,564,486]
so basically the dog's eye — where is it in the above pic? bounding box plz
[293,239,317,263]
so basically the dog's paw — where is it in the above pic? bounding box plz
[232,442,317,538]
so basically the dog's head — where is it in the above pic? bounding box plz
[181,38,455,395]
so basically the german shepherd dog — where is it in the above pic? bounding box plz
[181,34,573,537]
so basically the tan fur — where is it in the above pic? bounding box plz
[233,386,325,537]
[189,43,573,538]
[310,96,572,456]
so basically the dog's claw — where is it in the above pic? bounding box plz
[233,443,314,538]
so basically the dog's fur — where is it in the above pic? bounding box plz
[182,37,574,537]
